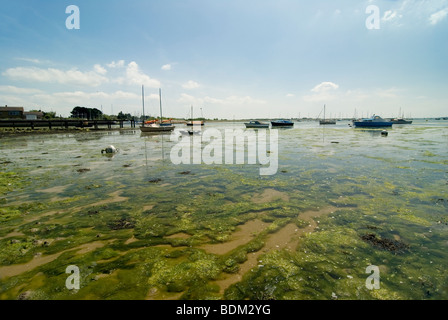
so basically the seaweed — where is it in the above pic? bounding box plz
[361,233,410,254]
[1,125,448,300]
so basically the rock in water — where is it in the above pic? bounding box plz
[102,145,117,154]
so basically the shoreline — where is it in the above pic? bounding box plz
[0,127,139,138]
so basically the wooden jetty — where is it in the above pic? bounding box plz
[0,119,136,130]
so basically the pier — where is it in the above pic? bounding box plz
[0,119,136,130]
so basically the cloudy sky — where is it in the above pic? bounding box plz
[0,0,447,119]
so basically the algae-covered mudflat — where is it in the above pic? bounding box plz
[1,120,447,300]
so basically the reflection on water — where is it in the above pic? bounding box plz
[0,120,447,300]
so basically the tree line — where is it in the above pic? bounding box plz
[70,106,134,121]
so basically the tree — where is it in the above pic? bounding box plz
[43,111,57,119]
[70,106,103,120]
[117,111,133,121]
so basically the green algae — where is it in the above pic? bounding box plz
[0,171,27,196]
[1,123,448,300]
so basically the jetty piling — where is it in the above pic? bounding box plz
[0,119,136,130]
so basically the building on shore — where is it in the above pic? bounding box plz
[0,106,44,120]
[24,111,44,120]
[0,105,24,119]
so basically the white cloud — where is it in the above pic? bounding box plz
[14,57,44,64]
[383,10,397,21]
[125,61,160,88]
[0,85,43,95]
[311,81,339,93]
[161,64,172,71]
[107,60,125,68]
[429,8,448,25]
[3,60,160,89]
[286,93,295,97]
[94,64,107,75]
[182,80,200,89]
[304,82,340,102]
[178,93,198,104]
[51,90,140,101]
[2,66,108,87]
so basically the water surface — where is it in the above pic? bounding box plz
[0,120,447,300]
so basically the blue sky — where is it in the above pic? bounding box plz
[0,0,447,119]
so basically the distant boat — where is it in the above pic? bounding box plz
[271,119,294,127]
[140,87,175,133]
[186,106,204,126]
[186,120,204,126]
[353,115,393,128]
[244,120,269,128]
[390,118,412,124]
[390,108,412,124]
[319,105,336,125]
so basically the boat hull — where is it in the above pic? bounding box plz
[186,121,204,126]
[140,125,175,132]
[319,120,336,125]
[353,122,392,128]
[245,121,269,128]
[271,121,294,127]
[245,124,269,128]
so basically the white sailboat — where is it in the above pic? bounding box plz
[319,104,336,125]
[186,105,204,126]
[140,86,175,133]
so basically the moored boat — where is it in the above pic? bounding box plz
[271,119,294,127]
[319,105,336,125]
[390,118,412,124]
[353,115,393,128]
[244,120,269,128]
[186,120,204,126]
[140,123,175,132]
[186,106,205,126]
[319,119,336,125]
[140,87,175,133]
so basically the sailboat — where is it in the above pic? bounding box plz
[390,108,412,124]
[140,86,175,133]
[319,105,336,125]
[186,105,204,126]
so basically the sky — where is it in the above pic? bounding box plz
[0,0,447,119]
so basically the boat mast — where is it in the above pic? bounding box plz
[142,85,145,125]
[159,88,163,124]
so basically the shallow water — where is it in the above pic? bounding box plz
[0,120,447,300]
